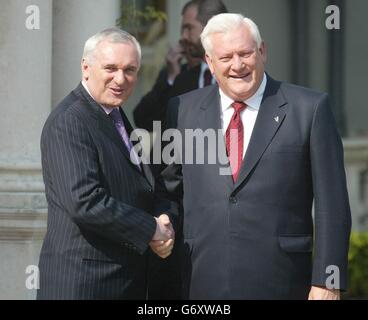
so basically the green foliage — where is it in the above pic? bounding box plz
[346,231,368,298]
[116,4,167,38]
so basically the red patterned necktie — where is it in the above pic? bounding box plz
[203,68,212,86]
[225,101,247,182]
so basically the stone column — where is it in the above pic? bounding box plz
[167,0,187,46]
[52,0,121,107]
[0,0,52,299]
[0,0,122,300]
[344,139,368,231]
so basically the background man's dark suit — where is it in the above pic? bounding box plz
[134,65,202,300]
[171,64,201,98]
[37,83,170,299]
[133,64,201,133]
[133,0,228,133]
[163,75,352,299]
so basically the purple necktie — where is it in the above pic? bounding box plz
[109,108,141,170]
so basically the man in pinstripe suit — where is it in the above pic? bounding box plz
[37,28,177,300]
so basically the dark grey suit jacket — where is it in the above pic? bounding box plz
[37,83,174,299]
[162,75,351,299]
[133,64,201,133]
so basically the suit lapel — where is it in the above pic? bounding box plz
[234,76,288,190]
[197,86,233,190]
[74,83,153,185]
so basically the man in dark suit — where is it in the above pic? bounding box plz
[134,0,227,300]
[133,0,227,133]
[37,28,176,300]
[162,13,351,299]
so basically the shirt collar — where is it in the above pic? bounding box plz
[219,72,267,112]
[81,81,119,115]
[200,61,209,74]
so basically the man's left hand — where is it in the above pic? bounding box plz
[308,286,340,300]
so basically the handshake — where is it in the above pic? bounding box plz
[150,213,175,259]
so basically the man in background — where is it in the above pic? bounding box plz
[133,0,228,133]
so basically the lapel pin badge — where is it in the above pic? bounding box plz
[274,116,279,123]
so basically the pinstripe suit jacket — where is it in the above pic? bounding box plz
[37,83,170,299]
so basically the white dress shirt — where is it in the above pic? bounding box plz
[82,81,143,167]
[82,81,118,115]
[219,72,267,158]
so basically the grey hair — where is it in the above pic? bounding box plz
[200,13,262,56]
[82,27,141,68]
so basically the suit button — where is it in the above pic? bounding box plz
[148,187,153,193]
[229,196,237,204]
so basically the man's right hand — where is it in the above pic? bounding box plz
[151,214,175,258]
[166,43,183,84]
[152,213,175,241]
